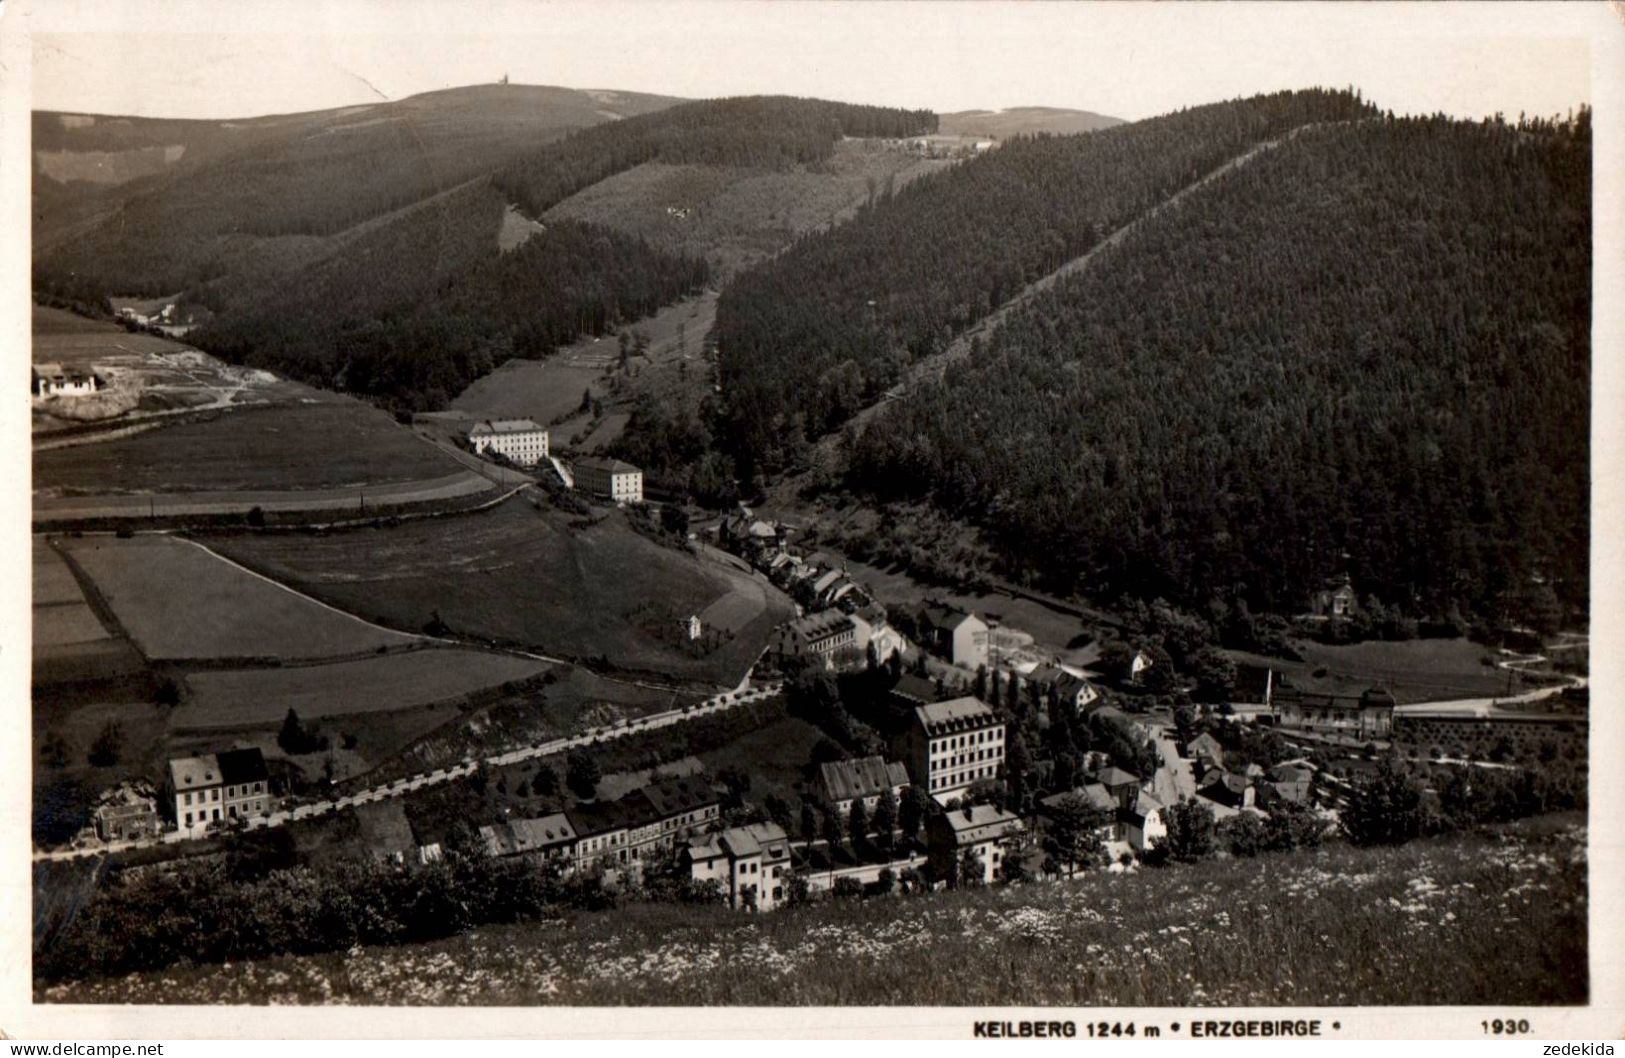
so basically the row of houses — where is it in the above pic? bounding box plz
[465,418,644,503]
[479,775,722,873]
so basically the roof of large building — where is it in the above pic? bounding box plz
[217,747,269,785]
[937,804,1022,844]
[783,610,856,644]
[469,418,545,436]
[819,756,910,805]
[692,821,789,861]
[483,813,576,856]
[922,604,985,631]
[1275,685,1396,712]
[169,747,267,790]
[639,776,720,819]
[890,674,943,704]
[573,455,641,475]
[1094,765,1139,788]
[915,696,1000,734]
[168,755,220,790]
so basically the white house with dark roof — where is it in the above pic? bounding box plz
[926,804,1024,885]
[468,418,549,465]
[166,748,270,831]
[896,696,1006,804]
[572,455,643,503]
[819,755,910,817]
[685,821,792,910]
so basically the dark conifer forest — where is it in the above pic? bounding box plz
[843,111,1591,622]
[713,89,1380,472]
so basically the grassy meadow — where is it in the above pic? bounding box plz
[35,400,460,495]
[205,498,792,686]
[172,649,553,730]
[1230,637,1513,704]
[39,817,1586,1006]
[544,140,948,279]
[57,535,419,661]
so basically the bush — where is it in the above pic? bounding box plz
[1341,759,1425,847]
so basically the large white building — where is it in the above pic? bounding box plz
[573,456,643,503]
[468,419,549,465]
[896,696,1006,805]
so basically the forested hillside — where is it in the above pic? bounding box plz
[845,111,1591,622]
[36,93,929,414]
[712,89,1378,473]
[33,86,681,294]
[189,183,709,411]
[493,96,936,218]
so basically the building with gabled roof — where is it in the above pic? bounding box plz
[897,696,1006,804]
[481,812,577,861]
[572,455,643,503]
[1121,790,1167,852]
[32,362,102,398]
[685,821,792,910]
[770,611,870,670]
[468,418,548,465]
[165,747,270,831]
[1272,684,1395,739]
[926,804,1024,885]
[819,755,910,816]
[919,604,989,670]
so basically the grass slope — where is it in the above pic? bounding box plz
[545,140,948,279]
[39,818,1586,1005]
[35,401,461,495]
[203,498,792,686]
[56,536,418,661]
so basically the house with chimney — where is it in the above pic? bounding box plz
[685,821,793,910]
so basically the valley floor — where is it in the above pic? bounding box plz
[40,817,1586,1007]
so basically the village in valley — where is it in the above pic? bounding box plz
[25,59,1592,1009]
[35,399,1589,916]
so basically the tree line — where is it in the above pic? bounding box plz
[845,110,1591,623]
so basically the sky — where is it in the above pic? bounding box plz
[29,1,1597,123]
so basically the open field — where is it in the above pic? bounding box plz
[1230,637,1513,704]
[204,498,792,686]
[32,540,116,649]
[39,817,1586,1005]
[450,290,720,445]
[56,535,419,661]
[545,140,949,278]
[31,538,148,689]
[31,306,306,431]
[171,649,552,730]
[36,400,466,497]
